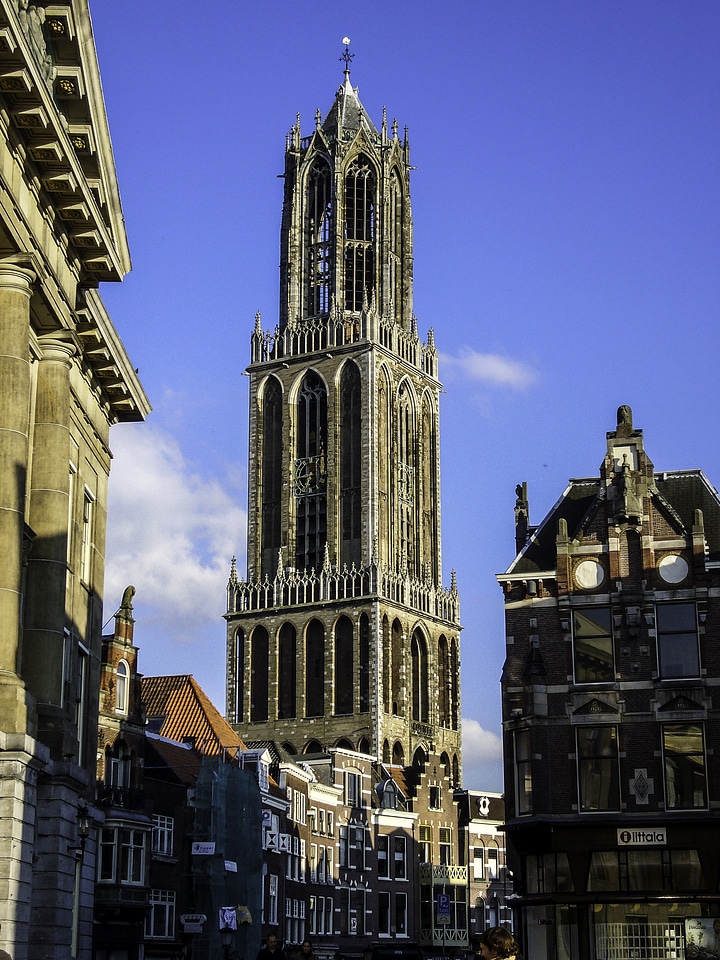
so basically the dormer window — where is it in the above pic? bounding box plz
[381,781,397,809]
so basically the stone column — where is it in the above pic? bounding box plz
[22,331,76,756]
[0,261,34,732]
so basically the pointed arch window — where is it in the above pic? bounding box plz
[306,157,333,316]
[378,368,392,568]
[294,372,327,573]
[278,623,297,719]
[391,618,404,716]
[334,616,353,716]
[344,155,376,312]
[420,395,438,580]
[261,377,283,578]
[397,382,416,575]
[389,168,403,314]
[438,636,449,727]
[251,625,269,722]
[306,619,325,718]
[340,362,362,568]
[411,629,429,723]
[234,628,245,723]
[359,613,370,713]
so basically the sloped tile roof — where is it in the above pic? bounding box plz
[656,471,720,561]
[144,734,201,787]
[505,469,720,574]
[141,675,246,758]
[508,480,600,575]
[382,764,413,798]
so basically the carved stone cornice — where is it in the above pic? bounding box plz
[0,0,130,282]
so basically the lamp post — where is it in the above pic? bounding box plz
[69,804,92,858]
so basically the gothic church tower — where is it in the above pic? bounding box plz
[226,52,462,780]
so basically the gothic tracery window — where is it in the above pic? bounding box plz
[261,376,283,577]
[294,371,327,572]
[389,168,403,314]
[397,381,416,575]
[343,155,376,312]
[438,636,450,727]
[340,361,362,568]
[420,394,438,580]
[411,628,429,723]
[306,157,333,316]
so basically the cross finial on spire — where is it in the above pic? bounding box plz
[340,37,354,77]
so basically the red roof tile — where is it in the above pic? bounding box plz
[142,675,246,758]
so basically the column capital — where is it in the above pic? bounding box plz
[0,256,36,299]
[37,330,76,365]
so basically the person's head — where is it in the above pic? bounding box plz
[301,942,313,954]
[267,936,278,951]
[477,927,519,960]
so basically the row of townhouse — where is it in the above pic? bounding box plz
[93,590,514,960]
[251,748,513,957]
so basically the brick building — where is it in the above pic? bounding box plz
[498,406,720,960]
[455,791,512,937]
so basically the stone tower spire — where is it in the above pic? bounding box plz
[228,61,461,778]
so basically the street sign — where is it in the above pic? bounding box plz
[436,894,451,925]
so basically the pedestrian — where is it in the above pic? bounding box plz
[475,927,523,960]
[257,934,284,960]
[296,940,314,960]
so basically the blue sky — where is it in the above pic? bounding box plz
[93,1,720,791]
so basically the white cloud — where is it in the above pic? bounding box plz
[461,717,504,792]
[441,348,536,388]
[103,423,246,647]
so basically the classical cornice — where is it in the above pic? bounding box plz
[0,0,130,281]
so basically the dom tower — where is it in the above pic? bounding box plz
[226,52,462,781]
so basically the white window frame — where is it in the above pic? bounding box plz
[345,770,362,807]
[145,889,175,940]
[98,826,146,885]
[152,814,174,857]
[395,891,408,936]
[377,835,389,879]
[116,658,129,714]
[268,874,278,925]
[394,834,407,880]
[79,486,95,585]
[378,890,391,936]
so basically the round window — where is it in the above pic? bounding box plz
[574,559,605,589]
[658,554,689,584]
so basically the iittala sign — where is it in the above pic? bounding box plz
[616,828,667,846]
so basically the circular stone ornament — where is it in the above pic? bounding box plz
[658,554,689,584]
[574,559,605,590]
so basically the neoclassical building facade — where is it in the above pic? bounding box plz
[0,3,148,957]
[226,56,461,781]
